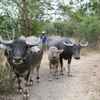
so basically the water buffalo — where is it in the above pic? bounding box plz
[0,35,43,99]
[47,35,88,76]
[48,46,63,81]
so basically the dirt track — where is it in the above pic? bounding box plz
[3,50,100,100]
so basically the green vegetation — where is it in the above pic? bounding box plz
[0,0,100,95]
[44,16,100,49]
[0,0,99,48]
[0,50,15,94]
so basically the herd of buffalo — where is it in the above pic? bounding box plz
[0,35,88,100]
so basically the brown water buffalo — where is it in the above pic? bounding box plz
[48,46,63,81]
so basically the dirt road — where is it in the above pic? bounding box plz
[5,50,100,100]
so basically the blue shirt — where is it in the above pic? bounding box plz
[40,35,46,43]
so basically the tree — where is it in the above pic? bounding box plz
[0,0,55,36]
[75,0,100,15]
[0,9,19,39]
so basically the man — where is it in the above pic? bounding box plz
[40,31,46,51]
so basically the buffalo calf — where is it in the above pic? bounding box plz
[48,46,63,81]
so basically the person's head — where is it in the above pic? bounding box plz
[41,31,45,36]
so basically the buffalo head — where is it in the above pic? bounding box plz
[0,35,40,64]
[63,41,88,60]
[49,46,63,60]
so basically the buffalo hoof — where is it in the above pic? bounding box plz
[53,72,56,76]
[28,82,33,87]
[55,77,59,79]
[36,77,40,83]
[49,79,52,82]
[28,80,34,86]
[17,88,23,94]
[60,71,64,75]
[68,72,73,77]
[23,93,30,100]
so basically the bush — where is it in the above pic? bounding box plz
[77,15,100,49]
[43,22,56,36]
[0,50,15,94]
[43,21,78,37]
[53,21,77,37]
[42,15,100,49]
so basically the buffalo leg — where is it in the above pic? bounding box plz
[49,64,53,81]
[60,57,64,75]
[29,70,34,86]
[49,68,53,81]
[36,66,40,83]
[53,65,56,76]
[15,73,23,94]
[68,57,73,76]
[23,71,30,100]
[55,65,59,79]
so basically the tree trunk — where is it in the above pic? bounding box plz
[22,0,32,36]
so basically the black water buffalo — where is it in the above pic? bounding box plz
[47,35,88,76]
[0,36,43,99]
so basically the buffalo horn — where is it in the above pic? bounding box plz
[63,41,74,46]
[0,35,13,45]
[79,42,88,47]
[26,38,40,46]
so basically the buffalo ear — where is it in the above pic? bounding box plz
[49,47,53,52]
[28,46,40,53]
[58,49,63,54]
